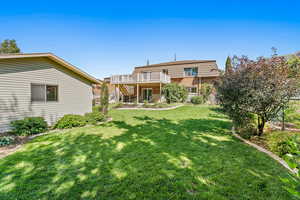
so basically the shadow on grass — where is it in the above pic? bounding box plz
[0,111,299,199]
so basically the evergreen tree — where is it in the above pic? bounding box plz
[0,39,21,54]
[100,82,109,115]
[225,56,233,74]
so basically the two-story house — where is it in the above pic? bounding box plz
[110,60,219,103]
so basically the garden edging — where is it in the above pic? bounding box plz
[231,127,298,174]
[0,117,113,159]
[115,104,183,110]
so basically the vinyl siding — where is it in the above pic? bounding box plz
[0,57,93,132]
[133,61,219,78]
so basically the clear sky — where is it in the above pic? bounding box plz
[1,0,300,79]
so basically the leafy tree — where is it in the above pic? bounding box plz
[100,82,109,115]
[0,39,20,54]
[162,83,188,104]
[287,55,300,76]
[200,83,213,103]
[216,55,300,136]
[225,56,233,74]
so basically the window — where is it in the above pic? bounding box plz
[31,84,46,102]
[31,84,58,102]
[142,71,151,80]
[46,85,58,101]
[162,69,168,75]
[187,87,197,94]
[184,67,198,76]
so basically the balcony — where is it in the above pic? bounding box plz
[111,72,171,84]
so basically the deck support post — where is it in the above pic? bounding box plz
[159,82,162,103]
[117,84,120,102]
[136,84,139,103]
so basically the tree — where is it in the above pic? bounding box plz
[0,39,21,54]
[200,83,213,103]
[100,82,109,115]
[162,83,188,104]
[287,55,300,75]
[225,56,233,74]
[216,55,300,136]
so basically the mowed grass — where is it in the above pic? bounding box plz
[0,106,299,199]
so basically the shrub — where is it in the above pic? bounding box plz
[236,123,257,139]
[0,136,14,146]
[162,83,188,104]
[114,102,124,108]
[143,100,151,108]
[265,131,300,157]
[85,112,105,125]
[153,103,169,108]
[54,114,86,129]
[235,114,257,139]
[216,54,300,136]
[10,117,48,136]
[200,83,213,103]
[92,105,103,113]
[191,96,204,105]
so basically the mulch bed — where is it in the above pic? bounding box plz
[0,135,31,159]
[232,128,298,174]
[0,117,113,159]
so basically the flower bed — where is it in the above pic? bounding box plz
[113,103,183,110]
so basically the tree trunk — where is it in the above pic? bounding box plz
[281,106,285,131]
[257,116,265,136]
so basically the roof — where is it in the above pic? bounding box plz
[0,53,101,84]
[135,60,216,69]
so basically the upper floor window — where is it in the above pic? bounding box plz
[31,84,58,102]
[162,69,169,75]
[141,71,151,80]
[184,67,198,76]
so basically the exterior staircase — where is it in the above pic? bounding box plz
[118,85,135,102]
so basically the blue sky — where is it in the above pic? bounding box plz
[1,0,300,78]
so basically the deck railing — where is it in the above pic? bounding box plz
[111,72,171,84]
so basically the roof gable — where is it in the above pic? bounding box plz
[0,53,100,84]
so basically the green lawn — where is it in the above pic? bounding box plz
[0,106,299,199]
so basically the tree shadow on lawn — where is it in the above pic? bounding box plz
[0,116,299,199]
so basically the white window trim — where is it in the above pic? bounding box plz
[31,83,59,103]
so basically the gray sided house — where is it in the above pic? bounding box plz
[0,53,100,132]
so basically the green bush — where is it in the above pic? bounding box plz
[114,102,124,108]
[54,114,86,129]
[265,131,300,156]
[236,123,257,139]
[235,114,257,139]
[0,136,15,146]
[277,140,298,157]
[162,83,188,104]
[153,103,170,108]
[276,135,300,175]
[10,117,48,136]
[143,100,151,108]
[191,96,204,104]
[92,105,103,113]
[200,83,213,103]
[85,112,105,125]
